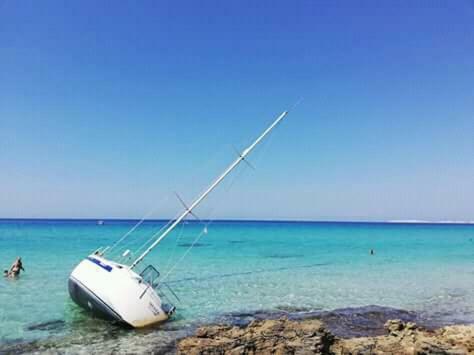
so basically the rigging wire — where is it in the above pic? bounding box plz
[162,218,186,273]
[129,214,178,263]
[104,194,170,257]
[160,151,254,282]
[129,106,295,271]
[160,218,214,282]
[126,139,231,262]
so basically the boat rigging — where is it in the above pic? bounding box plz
[68,107,292,327]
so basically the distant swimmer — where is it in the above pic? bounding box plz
[8,257,25,278]
[370,249,375,255]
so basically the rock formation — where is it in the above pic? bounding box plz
[178,318,474,354]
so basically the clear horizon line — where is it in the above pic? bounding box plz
[0,217,473,225]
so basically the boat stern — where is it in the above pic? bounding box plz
[69,255,170,327]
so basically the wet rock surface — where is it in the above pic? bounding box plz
[2,306,472,354]
[334,319,474,355]
[178,318,474,355]
[178,318,334,355]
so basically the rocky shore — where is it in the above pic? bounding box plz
[1,306,472,354]
[178,318,474,354]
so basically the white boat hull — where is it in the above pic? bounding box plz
[69,255,174,327]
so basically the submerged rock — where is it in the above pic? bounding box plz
[178,243,210,248]
[178,318,474,355]
[220,305,420,338]
[313,305,419,338]
[26,319,66,332]
[265,254,305,259]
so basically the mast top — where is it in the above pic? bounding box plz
[130,108,291,269]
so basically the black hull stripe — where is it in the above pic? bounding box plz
[69,276,130,326]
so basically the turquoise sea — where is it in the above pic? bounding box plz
[1,219,473,352]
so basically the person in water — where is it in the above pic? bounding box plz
[370,249,375,255]
[8,257,25,277]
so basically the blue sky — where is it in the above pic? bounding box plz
[1,1,473,221]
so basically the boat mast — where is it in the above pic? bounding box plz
[130,109,290,269]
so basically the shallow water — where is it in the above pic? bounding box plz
[0,220,473,351]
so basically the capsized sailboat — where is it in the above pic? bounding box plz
[68,108,291,327]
